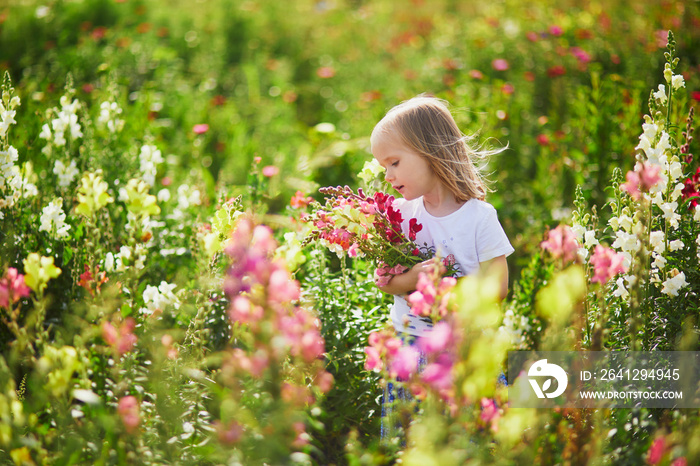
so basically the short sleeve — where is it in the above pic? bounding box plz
[476,206,514,262]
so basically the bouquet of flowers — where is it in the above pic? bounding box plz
[303,185,456,285]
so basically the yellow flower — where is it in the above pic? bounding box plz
[123,178,160,216]
[75,170,114,217]
[22,253,61,294]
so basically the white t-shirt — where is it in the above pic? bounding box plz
[389,197,514,336]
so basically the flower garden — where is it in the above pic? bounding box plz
[1,0,700,464]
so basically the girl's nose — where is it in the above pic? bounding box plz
[384,168,394,182]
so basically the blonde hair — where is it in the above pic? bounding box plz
[372,95,501,203]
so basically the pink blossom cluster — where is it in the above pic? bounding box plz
[0,267,31,308]
[102,317,137,356]
[222,217,332,385]
[540,224,580,263]
[589,245,628,284]
[117,396,140,433]
[408,270,457,321]
[364,321,457,402]
[620,162,662,199]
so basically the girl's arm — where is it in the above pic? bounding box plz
[479,255,509,301]
[375,260,436,296]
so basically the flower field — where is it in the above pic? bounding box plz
[1,0,700,464]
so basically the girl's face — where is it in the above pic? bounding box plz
[371,130,439,201]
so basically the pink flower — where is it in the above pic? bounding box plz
[0,268,31,308]
[480,398,499,422]
[364,346,382,371]
[216,420,244,445]
[549,25,564,36]
[589,245,627,284]
[421,353,452,390]
[118,396,140,433]
[316,66,336,78]
[408,290,430,317]
[290,191,313,208]
[469,69,484,80]
[647,437,665,465]
[262,165,279,177]
[102,318,137,355]
[291,422,309,448]
[228,296,264,325]
[268,269,301,303]
[671,458,687,466]
[374,264,408,288]
[389,346,419,380]
[316,370,334,393]
[621,162,662,199]
[300,330,325,362]
[348,243,360,258]
[492,59,509,71]
[418,321,452,354]
[540,225,579,263]
[193,123,209,134]
[570,47,592,63]
[501,83,515,95]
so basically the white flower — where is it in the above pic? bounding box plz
[660,272,688,297]
[571,224,586,241]
[39,198,71,239]
[649,231,665,254]
[39,124,52,140]
[104,252,115,272]
[119,246,132,260]
[670,181,684,201]
[651,253,666,270]
[660,202,680,229]
[618,214,633,232]
[672,74,685,90]
[669,240,684,252]
[584,230,599,248]
[142,281,179,315]
[695,205,700,222]
[653,84,667,104]
[98,101,124,134]
[157,188,170,203]
[53,159,80,188]
[139,144,163,187]
[612,230,640,253]
[577,247,588,261]
[612,276,629,299]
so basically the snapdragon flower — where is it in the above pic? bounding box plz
[139,144,163,187]
[653,85,667,104]
[39,198,71,239]
[53,159,79,188]
[97,100,124,134]
[661,271,688,297]
[142,281,180,316]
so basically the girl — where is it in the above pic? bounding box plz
[371,95,514,437]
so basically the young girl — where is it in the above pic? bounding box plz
[371,95,514,436]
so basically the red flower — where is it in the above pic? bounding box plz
[408,217,423,241]
[692,91,700,102]
[547,65,566,77]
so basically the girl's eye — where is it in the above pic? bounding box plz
[391,161,399,167]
